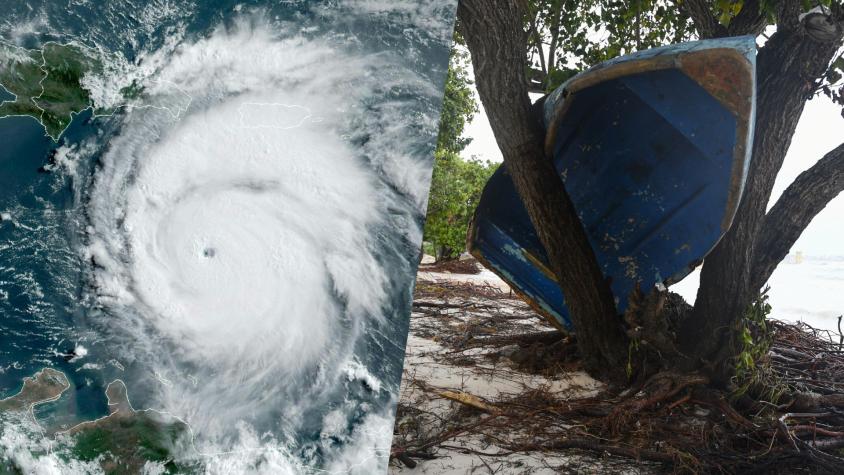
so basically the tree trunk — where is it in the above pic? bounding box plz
[678,3,844,384]
[752,142,844,291]
[457,0,631,383]
[459,0,843,388]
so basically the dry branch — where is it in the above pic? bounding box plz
[394,280,844,473]
[753,142,844,291]
[439,390,500,414]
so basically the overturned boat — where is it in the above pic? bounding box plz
[468,37,757,331]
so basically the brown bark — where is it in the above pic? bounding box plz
[457,0,630,383]
[677,0,772,38]
[727,0,769,37]
[752,143,844,291]
[546,2,564,78]
[675,0,727,39]
[776,0,805,31]
[679,3,844,383]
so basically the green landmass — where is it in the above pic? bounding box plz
[67,380,195,474]
[0,41,117,140]
[0,368,69,413]
[120,80,144,101]
[1,371,196,474]
[0,43,45,128]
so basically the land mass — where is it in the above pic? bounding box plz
[65,380,193,474]
[0,41,137,140]
[0,367,69,413]
[1,370,193,474]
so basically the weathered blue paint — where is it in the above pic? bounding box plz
[469,37,757,331]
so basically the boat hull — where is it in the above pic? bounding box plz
[468,37,757,331]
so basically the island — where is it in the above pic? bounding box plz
[0,41,137,141]
[1,369,194,474]
[0,367,69,413]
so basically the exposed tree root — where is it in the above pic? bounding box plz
[393,279,844,474]
[606,372,709,435]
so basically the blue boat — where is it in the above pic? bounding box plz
[468,37,757,331]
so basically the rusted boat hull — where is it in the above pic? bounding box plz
[468,37,757,331]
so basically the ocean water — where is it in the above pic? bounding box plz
[0,110,108,420]
[764,256,844,331]
[672,256,844,333]
[0,1,456,472]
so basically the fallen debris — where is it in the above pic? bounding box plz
[439,390,500,415]
[419,258,483,275]
[391,273,844,474]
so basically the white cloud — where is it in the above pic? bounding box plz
[79,10,445,472]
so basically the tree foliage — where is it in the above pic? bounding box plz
[423,42,496,261]
[424,150,496,260]
[526,0,695,92]
[527,1,844,110]
[435,47,477,153]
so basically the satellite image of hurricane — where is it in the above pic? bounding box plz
[0,1,457,473]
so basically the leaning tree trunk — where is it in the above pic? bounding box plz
[459,0,844,388]
[457,0,631,383]
[677,1,844,385]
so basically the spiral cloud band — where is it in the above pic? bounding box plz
[79,11,450,471]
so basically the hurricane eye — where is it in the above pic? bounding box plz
[202,248,216,258]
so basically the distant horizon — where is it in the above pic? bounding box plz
[772,252,844,260]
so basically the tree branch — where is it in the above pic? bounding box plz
[727,0,769,37]
[776,0,803,31]
[457,0,630,383]
[529,10,546,75]
[752,142,844,291]
[547,2,564,75]
[676,0,727,39]
[679,9,844,381]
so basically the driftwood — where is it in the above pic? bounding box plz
[439,390,500,414]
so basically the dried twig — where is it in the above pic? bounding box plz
[394,275,844,473]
